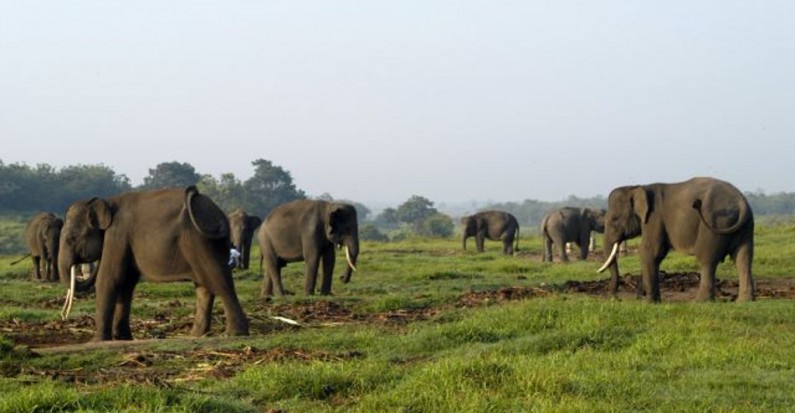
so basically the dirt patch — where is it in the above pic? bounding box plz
[18,346,365,386]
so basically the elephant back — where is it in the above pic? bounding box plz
[185,186,230,239]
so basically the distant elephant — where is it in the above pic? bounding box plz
[25,212,63,282]
[227,209,262,270]
[597,177,754,302]
[258,200,359,297]
[541,207,606,262]
[460,211,520,255]
[58,186,249,341]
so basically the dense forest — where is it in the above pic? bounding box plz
[2,158,794,245]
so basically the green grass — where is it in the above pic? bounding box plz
[0,223,794,412]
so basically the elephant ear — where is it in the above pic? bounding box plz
[630,187,653,224]
[87,198,113,230]
[185,186,230,239]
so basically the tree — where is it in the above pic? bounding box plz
[396,195,437,226]
[417,213,454,238]
[140,161,200,190]
[243,159,306,215]
[359,224,389,242]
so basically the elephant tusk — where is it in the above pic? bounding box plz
[597,242,620,273]
[61,265,77,320]
[344,246,358,272]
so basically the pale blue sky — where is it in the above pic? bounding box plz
[2,1,793,204]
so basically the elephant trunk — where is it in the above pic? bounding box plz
[57,245,97,293]
[341,236,359,284]
[462,234,467,250]
[47,233,60,282]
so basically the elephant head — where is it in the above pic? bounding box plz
[597,186,646,274]
[583,208,607,233]
[228,209,263,270]
[326,203,359,283]
[58,198,110,292]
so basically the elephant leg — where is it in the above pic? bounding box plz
[734,241,754,302]
[640,259,661,303]
[94,271,120,341]
[579,242,588,260]
[503,236,513,255]
[261,258,286,297]
[695,261,718,302]
[556,238,569,262]
[543,237,553,262]
[476,234,485,252]
[32,257,42,281]
[112,277,138,340]
[194,269,248,336]
[304,252,321,295]
[191,285,215,337]
[319,249,335,295]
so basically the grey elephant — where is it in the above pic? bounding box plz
[597,177,754,302]
[258,200,359,297]
[58,186,249,341]
[228,209,262,270]
[25,212,63,282]
[541,207,606,262]
[460,211,520,255]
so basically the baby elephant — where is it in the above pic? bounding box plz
[460,211,520,255]
[541,207,606,262]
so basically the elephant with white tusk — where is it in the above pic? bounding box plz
[257,200,359,297]
[597,177,754,303]
[58,186,249,341]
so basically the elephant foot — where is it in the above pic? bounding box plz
[190,326,210,337]
[225,321,250,336]
[736,291,755,302]
[694,289,715,302]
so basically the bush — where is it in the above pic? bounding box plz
[360,224,389,242]
[417,213,454,238]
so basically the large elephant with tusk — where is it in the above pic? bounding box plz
[257,199,359,297]
[58,186,249,341]
[597,177,754,303]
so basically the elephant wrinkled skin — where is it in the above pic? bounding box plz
[541,207,606,262]
[258,200,359,297]
[25,212,63,282]
[58,186,249,341]
[228,209,262,270]
[598,177,754,303]
[460,211,520,255]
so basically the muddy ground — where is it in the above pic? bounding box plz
[2,273,794,387]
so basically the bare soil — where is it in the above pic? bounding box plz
[3,273,795,387]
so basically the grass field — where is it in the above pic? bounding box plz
[1,224,795,412]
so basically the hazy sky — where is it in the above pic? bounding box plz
[2,1,794,205]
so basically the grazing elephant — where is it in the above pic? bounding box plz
[58,186,249,341]
[258,200,359,297]
[25,212,63,282]
[227,209,262,270]
[597,177,754,302]
[460,211,520,255]
[541,207,606,262]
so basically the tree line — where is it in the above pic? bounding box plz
[2,158,795,241]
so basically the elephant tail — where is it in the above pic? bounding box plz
[9,253,31,266]
[692,197,753,235]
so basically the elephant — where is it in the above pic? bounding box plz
[460,211,520,255]
[58,186,249,341]
[257,199,359,297]
[597,177,754,303]
[541,207,606,262]
[25,212,63,282]
[227,209,262,270]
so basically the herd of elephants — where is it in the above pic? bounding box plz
[20,176,755,343]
